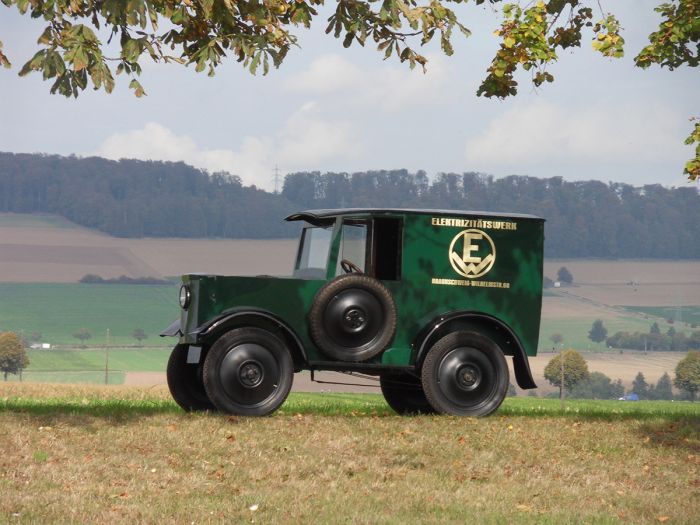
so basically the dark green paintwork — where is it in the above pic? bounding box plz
[177,209,544,368]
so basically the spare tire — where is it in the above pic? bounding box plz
[309,274,397,361]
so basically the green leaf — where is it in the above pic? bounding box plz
[343,32,355,48]
[128,78,146,97]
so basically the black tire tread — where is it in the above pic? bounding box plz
[380,373,436,415]
[203,327,294,416]
[166,344,216,412]
[421,331,508,417]
[309,273,397,362]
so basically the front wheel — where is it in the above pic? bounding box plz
[421,331,508,417]
[203,327,294,416]
[166,344,216,412]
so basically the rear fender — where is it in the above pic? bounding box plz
[413,312,536,389]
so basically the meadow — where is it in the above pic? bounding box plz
[622,306,700,327]
[0,383,698,524]
[0,283,178,346]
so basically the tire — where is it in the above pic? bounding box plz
[421,331,508,417]
[166,344,216,412]
[380,373,436,415]
[203,327,294,416]
[309,274,397,362]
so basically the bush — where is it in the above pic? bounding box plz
[80,274,172,285]
[569,372,624,400]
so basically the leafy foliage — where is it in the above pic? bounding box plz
[588,319,607,343]
[652,372,674,400]
[631,371,650,400]
[0,332,29,380]
[568,371,624,400]
[557,266,573,284]
[2,0,698,180]
[549,333,564,346]
[684,119,700,181]
[635,0,700,70]
[543,349,590,395]
[72,327,92,347]
[606,329,700,352]
[674,349,700,400]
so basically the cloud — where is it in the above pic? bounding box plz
[464,99,687,181]
[278,102,362,165]
[284,53,452,112]
[94,106,361,190]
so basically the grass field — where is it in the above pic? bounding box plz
[3,347,171,384]
[0,283,177,345]
[1,281,695,352]
[0,384,698,524]
[622,305,700,326]
[538,315,656,351]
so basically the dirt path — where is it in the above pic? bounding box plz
[124,371,382,393]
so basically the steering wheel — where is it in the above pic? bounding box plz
[340,258,363,274]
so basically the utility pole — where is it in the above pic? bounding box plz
[560,349,565,410]
[272,164,281,194]
[105,328,110,385]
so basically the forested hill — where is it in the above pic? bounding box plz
[1,152,699,258]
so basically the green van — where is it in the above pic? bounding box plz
[161,208,544,417]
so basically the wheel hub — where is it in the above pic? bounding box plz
[343,308,367,330]
[239,360,264,388]
[456,364,481,391]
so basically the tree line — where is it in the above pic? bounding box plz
[542,349,699,401]
[1,152,699,258]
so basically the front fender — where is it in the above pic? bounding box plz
[190,308,308,365]
[160,318,182,337]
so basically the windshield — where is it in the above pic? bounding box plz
[293,225,333,279]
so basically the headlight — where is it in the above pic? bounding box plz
[179,284,191,309]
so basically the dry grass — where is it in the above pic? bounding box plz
[1,383,698,524]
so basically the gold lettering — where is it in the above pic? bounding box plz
[430,217,518,231]
[461,231,483,263]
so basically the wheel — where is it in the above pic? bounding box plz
[309,274,397,362]
[167,344,216,412]
[203,327,294,416]
[380,373,436,415]
[340,258,363,274]
[421,331,508,417]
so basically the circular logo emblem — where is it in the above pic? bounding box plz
[448,229,496,279]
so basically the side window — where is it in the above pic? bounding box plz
[335,221,368,276]
[293,226,333,279]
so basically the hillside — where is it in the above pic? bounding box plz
[2,152,699,258]
[0,213,298,282]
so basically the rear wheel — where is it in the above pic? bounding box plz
[421,331,508,417]
[380,373,435,415]
[203,327,294,416]
[166,344,216,412]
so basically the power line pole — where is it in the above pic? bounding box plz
[272,164,281,194]
[105,328,110,385]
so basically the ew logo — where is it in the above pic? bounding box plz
[448,229,496,279]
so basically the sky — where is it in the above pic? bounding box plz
[0,1,697,192]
